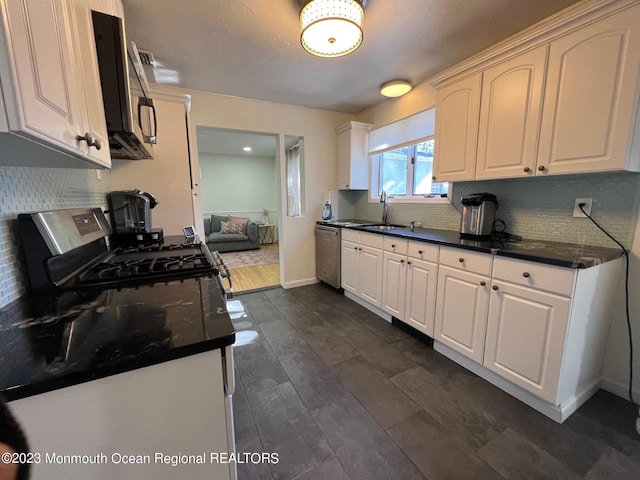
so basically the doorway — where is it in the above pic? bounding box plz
[195,126,281,293]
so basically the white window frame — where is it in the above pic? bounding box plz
[369,137,450,204]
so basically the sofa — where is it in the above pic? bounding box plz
[203,214,260,253]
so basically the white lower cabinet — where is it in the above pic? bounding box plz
[381,239,439,337]
[359,245,384,307]
[483,280,571,402]
[382,251,407,318]
[404,257,438,336]
[340,238,359,295]
[341,233,622,422]
[434,265,490,363]
[10,350,235,480]
[341,230,383,307]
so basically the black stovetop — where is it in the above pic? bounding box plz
[0,276,235,401]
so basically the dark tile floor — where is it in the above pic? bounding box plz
[229,284,640,480]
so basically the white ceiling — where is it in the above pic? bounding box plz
[123,0,583,115]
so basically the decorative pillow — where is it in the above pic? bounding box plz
[228,215,249,233]
[211,214,228,233]
[220,221,245,234]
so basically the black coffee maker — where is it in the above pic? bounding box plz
[107,189,163,246]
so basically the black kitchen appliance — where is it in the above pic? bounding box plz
[460,193,498,238]
[92,10,157,160]
[107,189,163,246]
[17,208,230,296]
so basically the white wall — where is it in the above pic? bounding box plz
[199,153,278,220]
[184,88,353,288]
[111,94,194,235]
[357,81,437,129]
[602,207,640,401]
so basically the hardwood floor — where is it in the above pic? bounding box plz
[230,243,280,293]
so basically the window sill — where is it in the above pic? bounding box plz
[367,196,451,205]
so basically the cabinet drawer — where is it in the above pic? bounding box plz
[439,246,492,275]
[360,232,384,249]
[342,228,359,243]
[492,257,575,296]
[408,241,438,262]
[384,237,408,255]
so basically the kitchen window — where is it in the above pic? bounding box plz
[370,138,449,202]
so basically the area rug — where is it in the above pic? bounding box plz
[219,247,279,269]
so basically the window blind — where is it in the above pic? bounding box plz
[367,108,435,155]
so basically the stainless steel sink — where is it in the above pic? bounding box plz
[368,224,408,230]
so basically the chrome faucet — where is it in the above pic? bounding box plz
[380,190,388,225]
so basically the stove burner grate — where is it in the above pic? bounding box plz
[74,243,217,288]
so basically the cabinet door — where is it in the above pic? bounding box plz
[1,0,83,154]
[341,240,359,294]
[484,281,571,403]
[382,251,407,318]
[337,122,371,189]
[358,245,383,307]
[68,0,110,167]
[434,265,489,363]
[433,73,481,182]
[337,129,351,189]
[404,258,437,336]
[537,4,640,174]
[475,46,547,180]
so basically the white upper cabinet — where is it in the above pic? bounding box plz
[433,73,481,183]
[336,121,372,190]
[0,0,110,168]
[68,0,110,167]
[475,46,548,180]
[537,4,640,175]
[432,1,640,180]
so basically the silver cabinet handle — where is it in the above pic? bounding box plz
[77,132,102,150]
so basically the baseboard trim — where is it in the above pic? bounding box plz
[283,278,318,289]
[343,292,392,322]
[601,376,640,402]
[433,341,596,423]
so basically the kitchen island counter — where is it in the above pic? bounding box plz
[0,276,235,401]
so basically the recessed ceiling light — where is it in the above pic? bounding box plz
[380,80,412,98]
[243,146,252,152]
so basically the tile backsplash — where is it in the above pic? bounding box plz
[0,166,110,308]
[354,171,640,249]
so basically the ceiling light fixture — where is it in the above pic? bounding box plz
[300,0,365,58]
[243,146,252,152]
[380,80,413,98]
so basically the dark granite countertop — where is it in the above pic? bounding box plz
[346,225,623,268]
[0,276,235,401]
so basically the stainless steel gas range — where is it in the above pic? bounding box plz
[18,207,231,298]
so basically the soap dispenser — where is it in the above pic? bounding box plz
[321,189,333,220]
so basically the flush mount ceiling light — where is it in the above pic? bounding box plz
[243,146,252,152]
[300,0,366,58]
[380,80,412,98]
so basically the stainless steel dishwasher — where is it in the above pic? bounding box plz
[315,224,341,288]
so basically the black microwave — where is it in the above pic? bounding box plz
[92,11,157,160]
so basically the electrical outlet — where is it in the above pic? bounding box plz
[573,198,592,217]
[95,169,102,180]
